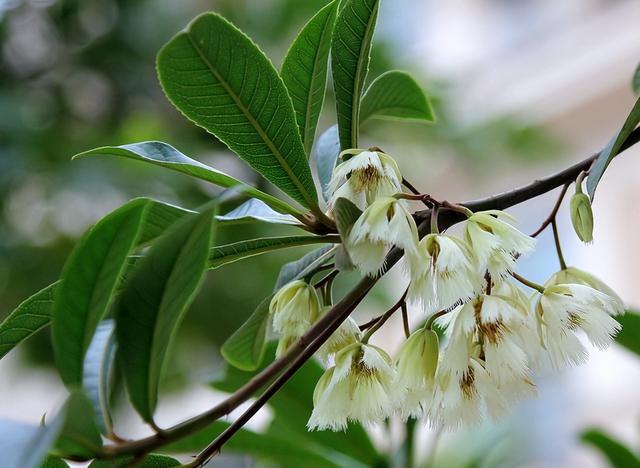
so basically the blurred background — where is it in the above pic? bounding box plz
[0,0,639,466]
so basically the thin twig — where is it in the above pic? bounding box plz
[362,289,409,343]
[551,219,567,270]
[530,183,570,237]
[401,302,410,338]
[402,177,422,195]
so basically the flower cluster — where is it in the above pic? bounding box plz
[268,149,625,431]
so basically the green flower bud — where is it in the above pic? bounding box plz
[570,192,594,243]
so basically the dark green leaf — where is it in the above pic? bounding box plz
[212,344,382,466]
[135,199,193,246]
[615,311,640,355]
[331,0,380,150]
[281,1,338,154]
[581,428,640,468]
[275,245,335,290]
[0,417,64,468]
[82,320,117,436]
[587,97,640,199]
[314,125,341,201]
[216,198,300,225]
[220,294,272,372]
[209,234,340,269]
[89,454,180,467]
[333,197,362,239]
[0,282,58,361]
[52,199,149,386]
[157,13,318,209]
[41,457,69,468]
[117,208,214,422]
[633,62,640,94]
[360,70,435,123]
[55,392,103,459]
[74,142,300,217]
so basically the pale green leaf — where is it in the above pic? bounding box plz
[0,417,64,468]
[360,70,435,123]
[314,125,340,201]
[331,0,380,149]
[157,13,318,209]
[209,234,341,269]
[216,198,300,225]
[275,245,335,290]
[74,141,301,217]
[116,208,215,422]
[282,1,338,154]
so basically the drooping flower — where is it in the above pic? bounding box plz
[347,197,419,276]
[408,234,480,312]
[395,328,439,419]
[308,343,397,431]
[329,150,402,210]
[464,210,535,278]
[535,283,624,369]
[270,280,321,356]
[316,313,362,363]
[546,267,624,310]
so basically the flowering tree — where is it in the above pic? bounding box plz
[1,0,640,466]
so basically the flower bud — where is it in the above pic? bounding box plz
[270,280,320,348]
[570,192,594,243]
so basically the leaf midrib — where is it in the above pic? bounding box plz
[185,31,316,210]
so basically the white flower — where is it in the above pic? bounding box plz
[546,267,624,310]
[408,234,480,313]
[347,197,419,276]
[464,210,535,278]
[329,150,402,210]
[270,280,321,356]
[308,343,396,431]
[316,314,362,363]
[535,283,624,369]
[395,328,439,419]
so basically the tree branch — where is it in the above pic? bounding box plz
[92,126,640,462]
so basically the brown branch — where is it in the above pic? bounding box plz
[531,183,571,237]
[90,126,640,463]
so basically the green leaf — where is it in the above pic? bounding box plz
[216,198,300,225]
[89,454,180,467]
[331,0,380,150]
[135,199,193,246]
[581,428,640,468]
[314,125,340,201]
[0,282,58,361]
[633,62,640,94]
[360,70,435,123]
[55,392,103,459]
[333,197,363,239]
[74,142,301,217]
[209,234,340,269]
[615,310,640,355]
[52,199,149,387]
[220,294,272,372]
[117,208,215,422]
[587,97,640,199]
[275,245,335,290]
[157,13,318,209]
[82,320,117,436]
[41,457,69,468]
[0,417,64,468]
[281,1,338,154]
[212,344,382,467]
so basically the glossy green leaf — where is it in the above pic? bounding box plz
[220,294,272,371]
[82,320,117,436]
[632,62,640,94]
[615,311,640,355]
[117,208,214,422]
[275,245,335,290]
[52,199,149,387]
[157,13,318,209]
[212,344,382,466]
[55,392,103,459]
[88,454,180,467]
[0,417,64,468]
[216,198,301,225]
[581,428,640,468]
[74,142,300,217]
[360,70,435,123]
[314,125,340,201]
[0,282,58,361]
[281,1,338,154]
[587,97,640,199]
[209,234,340,269]
[331,0,379,150]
